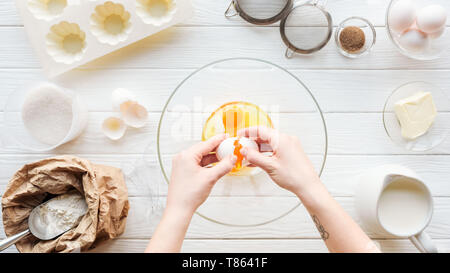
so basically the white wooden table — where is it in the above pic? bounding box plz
[1,0,450,253]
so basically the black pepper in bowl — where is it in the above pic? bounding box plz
[339,26,365,53]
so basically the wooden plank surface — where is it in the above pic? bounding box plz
[1,239,449,253]
[1,26,450,70]
[1,69,450,113]
[1,0,450,253]
[2,0,450,27]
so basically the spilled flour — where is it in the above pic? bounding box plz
[31,192,88,238]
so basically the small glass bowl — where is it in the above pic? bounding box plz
[386,0,449,61]
[335,16,376,58]
[383,81,450,152]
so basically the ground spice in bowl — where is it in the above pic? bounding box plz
[339,26,365,53]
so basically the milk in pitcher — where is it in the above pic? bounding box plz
[377,178,431,236]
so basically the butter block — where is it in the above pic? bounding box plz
[394,92,437,140]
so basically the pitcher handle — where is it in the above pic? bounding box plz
[410,231,438,253]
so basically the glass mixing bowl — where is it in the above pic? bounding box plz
[386,0,449,60]
[157,58,328,226]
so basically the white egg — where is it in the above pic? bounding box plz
[111,88,136,111]
[102,117,127,140]
[389,0,417,33]
[398,29,430,52]
[216,137,258,167]
[416,5,447,33]
[429,27,445,39]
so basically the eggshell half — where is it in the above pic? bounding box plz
[120,101,149,128]
[112,88,137,111]
[102,117,127,140]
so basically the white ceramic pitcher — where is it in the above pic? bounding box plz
[355,165,437,253]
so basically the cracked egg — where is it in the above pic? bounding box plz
[28,0,68,21]
[46,21,87,64]
[136,0,177,26]
[216,136,259,172]
[90,1,132,46]
[203,101,274,174]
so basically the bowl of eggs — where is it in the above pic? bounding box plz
[386,0,448,60]
[157,58,328,226]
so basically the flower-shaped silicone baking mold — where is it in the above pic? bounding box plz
[90,1,132,45]
[136,0,177,26]
[46,21,87,64]
[27,0,69,21]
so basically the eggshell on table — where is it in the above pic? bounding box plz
[102,116,127,140]
[120,101,149,128]
[416,4,447,34]
[111,88,136,111]
[389,0,417,33]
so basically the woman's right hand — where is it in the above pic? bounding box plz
[238,126,321,196]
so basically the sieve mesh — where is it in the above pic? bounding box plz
[281,4,332,54]
[237,0,291,21]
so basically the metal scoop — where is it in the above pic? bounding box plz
[0,192,87,252]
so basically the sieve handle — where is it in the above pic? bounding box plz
[225,1,238,18]
[311,0,328,8]
[0,229,30,252]
[285,48,295,59]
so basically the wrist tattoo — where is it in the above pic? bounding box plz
[312,215,329,241]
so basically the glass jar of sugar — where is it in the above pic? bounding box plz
[3,82,88,151]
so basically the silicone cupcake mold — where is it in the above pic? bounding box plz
[15,0,193,77]
[46,21,87,64]
[90,2,132,45]
[136,0,177,26]
[27,0,69,21]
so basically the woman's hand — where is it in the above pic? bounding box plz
[239,127,378,253]
[238,126,320,196]
[167,134,237,215]
[146,134,236,253]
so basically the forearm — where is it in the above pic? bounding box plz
[145,206,194,253]
[295,180,379,253]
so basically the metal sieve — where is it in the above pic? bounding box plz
[281,1,333,57]
[225,0,333,57]
[225,0,293,25]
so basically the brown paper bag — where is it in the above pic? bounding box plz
[1,156,129,253]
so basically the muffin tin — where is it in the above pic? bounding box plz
[15,0,193,77]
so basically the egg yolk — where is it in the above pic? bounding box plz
[222,107,249,170]
[232,138,244,171]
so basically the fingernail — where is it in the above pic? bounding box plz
[240,147,247,156]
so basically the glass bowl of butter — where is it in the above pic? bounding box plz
[383,81,450,151]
